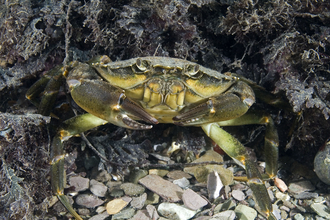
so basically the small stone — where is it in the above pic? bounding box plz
[129,169,149,184]
[90,179,108,197]
[106,196,132,215]
[173,177,190,189]
[69,176,89,192]
[288,180,315,194]
[274,177,288,192]
[275,191,290,201]
[110,188,124,198]
[194,217,212,220]
[146,204,159,220]
[158,202,197,220]
[293,192,318,199]
[75,194,104,208]
[145,192,160,205]
[214,199,236,213]
[293,213,304,220]
[89,211,110,220]
[182,188,208,210]
[232,190,245,201]
[149,169,169,177]
[131,193,147,209]
[234,204,257,220]
[311,203,330,219]
[130,210,150,220]
[167,170,192,180]
[120,183,145,196]
[78,208,90,216]
[210,210,236,220]
[139,174,184,202]
[112,208,135,220]
[95,170,112,183]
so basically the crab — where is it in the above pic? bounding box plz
[26,56,281,220]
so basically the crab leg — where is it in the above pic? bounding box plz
[51,113,108,220]
[201,113,279,220]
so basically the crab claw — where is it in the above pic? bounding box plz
[67,64,158,130]
[173,81,255,126]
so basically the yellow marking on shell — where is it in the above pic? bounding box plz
[50,154,65,165]
[237,156,246,165]
[113,104,121,111]
[210,107,216,114]
[185,78,220,97]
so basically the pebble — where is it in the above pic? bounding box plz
[139,174,184,202]
[294,213,304,220]
[131,193,147,209]
[129,169,149,184]
[158,202,197,220]
[288,180,315,194]
[145,192,160,205]
[146,204,159,220]
[112,207,135,220]
[69,176,90,192]
[207,171,223,200]
[106,196,132,215]
[149,169,169,177]
[182,188,208,210]
[75,194,104,208]
[95,170,112,183]
[232,189,245,201]
[275,191,291,201]
[90,179,108,197]
[274,177,288,192]
[234,204,257,220]
[173,177,190,189]
[167,170,192,180]
[89,211,110,220]
[130,210,150,220]
[311,203,330,219]
[214,199,236,213]
[293,192,318,199]
[120,183,145,196]
[210,210,236,220]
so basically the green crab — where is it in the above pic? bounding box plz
[26,56,280,220]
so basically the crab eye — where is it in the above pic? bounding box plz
[135,58,149,71]
[184,64,202,79]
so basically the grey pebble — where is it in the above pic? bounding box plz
[112,208,136,220]
[120,182,145,196]
[69,176,89,192]
[75,194,104,208]
[173,177,190,189]
[131,193,147,209]
[89,211,110,220]
[232,189,245,201]
[90,179,108,197]
[210,210,236,220]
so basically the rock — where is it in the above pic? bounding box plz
[90,179,108,197]
[167,170,192,180]
[293,213,304,220]
[110,188,125,198]
[75,194,104,208]
[69,176,89,192]
[234,204,257,220]
[89,211,110,220]
[158,202,196,220]
[120,183,145,196]
[214,199,236,213]
[182,188,208,210]
[129,169,149,184]
[173,177,190,189]
[293,192,318,199]
[131,193,147,209]
[106,196,132,215]
[232,189,245,201]
[288,180,315,194]
[146,204,159,220]
[130,210,150,220]
[210,210,236,220]
[139,174,184,202]
[274,177,288,192]
[145,192,160,205]
[311,203,330,219]
[95,170,112,183]
[149,169,169,177]
[112,208,135,220]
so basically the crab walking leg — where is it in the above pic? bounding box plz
[51,113,108,220]
[201,123,276,220]
[217,112,279,179]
